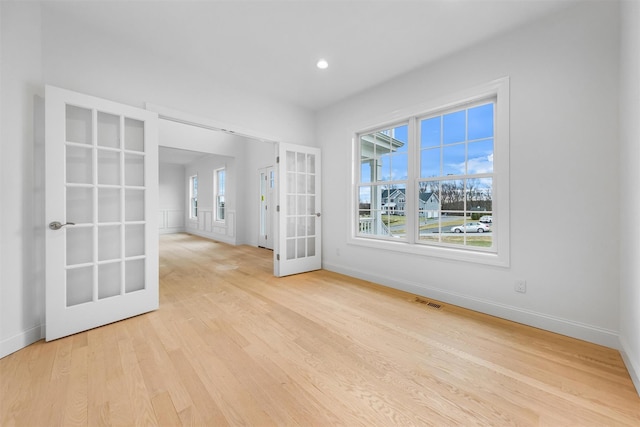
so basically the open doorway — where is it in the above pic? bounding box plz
[158,118,275,248]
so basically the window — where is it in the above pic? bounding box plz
[352,78,509,266]
[189,175,198,219]
[214,168,226,222]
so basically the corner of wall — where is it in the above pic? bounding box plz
[619,336,640,396]
[0,325,44,359]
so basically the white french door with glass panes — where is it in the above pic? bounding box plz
[275,143,321,277]
[45,85,159,341]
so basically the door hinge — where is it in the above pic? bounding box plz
[276,205,280,212]
[277,254,280,261]
[276,156,280,164]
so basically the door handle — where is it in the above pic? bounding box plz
[49,221,75,230]
[315,213,321,217]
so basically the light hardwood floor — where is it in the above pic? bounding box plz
[2,233,639,426]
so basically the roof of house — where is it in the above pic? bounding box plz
[380,188,438,202]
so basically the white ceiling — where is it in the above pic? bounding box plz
[42,0,577,111]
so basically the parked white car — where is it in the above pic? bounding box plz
[479,215,493,223]
[451,222,491,233]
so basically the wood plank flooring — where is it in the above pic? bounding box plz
[2,233,639,426]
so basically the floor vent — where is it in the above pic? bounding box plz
[414,297,442,310]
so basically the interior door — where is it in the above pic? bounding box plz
[274,143,321,277]
[45,85,159,341]
[258,166,274,250]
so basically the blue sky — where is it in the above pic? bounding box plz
[359,102,494,203]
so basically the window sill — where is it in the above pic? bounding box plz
[347,235,509,267]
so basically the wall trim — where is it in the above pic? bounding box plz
[323,261,620,349]
[619,335,640,397]
[0,324,44,359]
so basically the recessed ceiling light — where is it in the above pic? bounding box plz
[316,58,329,69]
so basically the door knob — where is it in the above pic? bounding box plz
[49,221,75,230]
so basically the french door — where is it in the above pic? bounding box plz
[45,86,159,341]
[274,142,322,277]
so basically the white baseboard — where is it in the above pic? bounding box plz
[186,229,236,246]
[619,336,640,397]
[0,324,44,359]
[323,261,620,349]
[159,227,186,235]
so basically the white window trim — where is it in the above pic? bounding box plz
[189,174,198,220]
[348,77,510,267]
[214,167,226,223]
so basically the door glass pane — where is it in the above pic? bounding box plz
[307,196,315,215]
[296,238,305,258]
[296,195,305,217]
[98,188,121,223]
[307,237,316,256]
[296,174,305,194]
[66,146,93,184]
[286,239,295,260]
[286,217,296,238]
[307,216,315,235]
[66,266,94,306]
[307,154,315,173]
[98,262,121,299]
[125,259,145,293]
[124,118,144,152]
[125,224,145,257]
[296,152,306,173]
[67,187,93,224]
[67,227,93,265]
[286,151,295,171]
[297,217,306,237]
[287,195,296,215]
[98,225,121,261]
[307,174,315,194]
[98,150,120,185]
[125,153,144,186]
[98,112,120,148]
[125,189,145,221]
[66,105,92,145]
[286,173,295,195]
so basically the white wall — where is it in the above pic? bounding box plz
[619,0,640,394]
[317,1,621,347]
[0,2,45,357]
[159,163,186,235]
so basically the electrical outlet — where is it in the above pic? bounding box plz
[515,280,527,293]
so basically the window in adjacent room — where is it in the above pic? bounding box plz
[214,168,226,222]
[189,174,198,219]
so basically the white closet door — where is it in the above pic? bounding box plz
[45,85,159,341]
